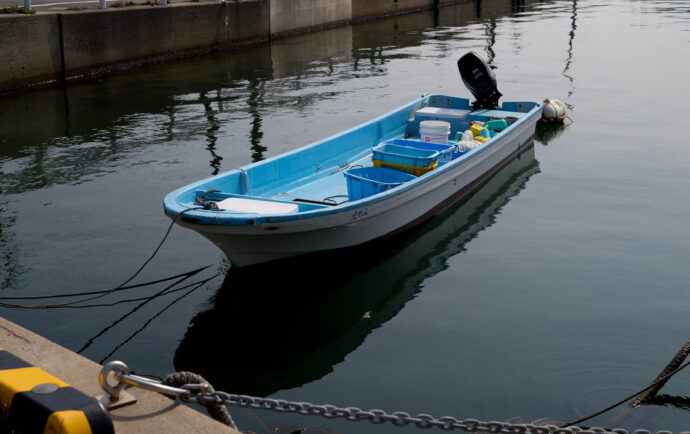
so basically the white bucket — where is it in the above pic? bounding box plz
[420,120,451,144]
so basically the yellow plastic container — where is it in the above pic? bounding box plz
[474,136,490,143]
[373,159,437,176]
[470,124,484,137]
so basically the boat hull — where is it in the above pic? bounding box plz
[174,110,539,266]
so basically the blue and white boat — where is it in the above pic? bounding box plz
[164,53,543,267]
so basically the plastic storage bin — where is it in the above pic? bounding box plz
[382,139,455,162]
[344,167,416,201]
[413,106,472,135]
[372,143,439,176]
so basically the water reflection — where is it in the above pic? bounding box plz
[61,87,73,138]
[0,28,361,192]
[174,144,540,397]
[563,0,578,99]
[484,18,498,68]
[0,202,26,291]
[646,394,690,412]
[638,1,690,23]
[511,0,526,15]
[200,91,223,174]
[535,122,567,146]
[0,0,556,196]
[247,79,267,163]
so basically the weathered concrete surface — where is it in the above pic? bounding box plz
[60,1,269,76]
[0,0,270,91]
[270,0,351,37]
[351,0,434,21]
[0,14,62,88]
[0,316,240,433]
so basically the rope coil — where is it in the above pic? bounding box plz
[162,371,237,429]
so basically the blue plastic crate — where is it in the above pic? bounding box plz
[372,143,439,168]
[344,167,416,201]
[382,139,455,162]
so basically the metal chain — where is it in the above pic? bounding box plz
[98,362,683,434]
[193,391,627,433]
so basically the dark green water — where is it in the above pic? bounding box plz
[1,0,689,432]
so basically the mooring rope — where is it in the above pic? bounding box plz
[561,359,690,427]
[0,268,212,309]
[113,207,204,289]
[97,278,217,364]
[630,337,690,407]
[0,207,207,310]
[162,371,237,429]
[66,273,218,309]
[0,266,211,301]
[76,272,206,354]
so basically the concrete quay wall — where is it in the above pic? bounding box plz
[61,1,270,76]
[0,14,63,89]
[0,0,462,92]
[351,0,435,21]
[270,0,351,37]
[0,1,270,91]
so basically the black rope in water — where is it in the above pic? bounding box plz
[0,203,223,362]
[98,277,216,364]
[81,274,221,309]
[561,359,690,427]
[0,272,220,310]
[0,268,213,310]
[110,207,205,290]
[0,207,205,310]
[76,270,222,354]
[0,266,210,301]
[631,337,690,407]
[76,273,197,353]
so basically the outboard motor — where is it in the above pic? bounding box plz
[457,52,502,110]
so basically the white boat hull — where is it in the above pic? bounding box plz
[177,118,537,266]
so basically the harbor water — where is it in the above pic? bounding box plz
[1,0,689,431]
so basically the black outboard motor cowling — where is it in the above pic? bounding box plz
[457,52,502,110]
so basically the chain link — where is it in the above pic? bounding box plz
[195,391,631,434]
[99,362,686,434]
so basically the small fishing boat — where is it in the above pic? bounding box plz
[174,145,539,396]
[163,53,544,267]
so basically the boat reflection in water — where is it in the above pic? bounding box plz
[174,144,541,397]
[535,122,567,146]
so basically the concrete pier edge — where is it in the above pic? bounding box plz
[0,316,240,433]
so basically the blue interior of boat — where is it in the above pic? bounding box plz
[165,95,541,220]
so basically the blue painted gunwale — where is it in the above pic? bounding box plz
[163,94,542,226]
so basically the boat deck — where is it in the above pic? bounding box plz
[169,96,542,220]
[277,157,375,206]
[268,133,464,207]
